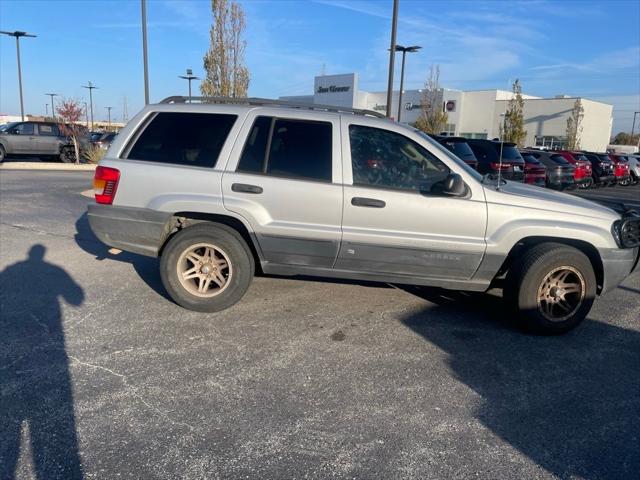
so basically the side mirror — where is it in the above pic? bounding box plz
[442,173,467,197]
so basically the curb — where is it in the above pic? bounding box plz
[0,162,97,171]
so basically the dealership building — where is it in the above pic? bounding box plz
[280,73,613,152]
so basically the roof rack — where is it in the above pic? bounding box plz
[159,96,387,119]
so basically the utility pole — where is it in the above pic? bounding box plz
[631,112,640,147]
[123,95,129,123]
[385,0,399,119]
[141,0,150,104]
[105,106,112,130]
[179,69,199,103]
[82,81,98,130]
[45,104,48,116]
[45,93,59,119]
[1,30,37,121]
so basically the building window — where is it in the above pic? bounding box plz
[441,124,456,136]
[534,136,566,149]
[461,132,488,140]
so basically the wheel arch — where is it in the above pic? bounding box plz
[161,211,264,272]
[496,236,604,294]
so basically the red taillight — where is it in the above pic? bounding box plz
[93,166,120,204]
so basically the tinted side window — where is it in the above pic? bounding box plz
[237,116,272,173]
[237,117,332,182]
[38,124,60,136]
[15,123,35,135]
[468,142,496,162]
[349,125,449,192]
[127,112,237,168]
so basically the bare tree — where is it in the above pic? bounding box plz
[565,99,584,150]
[56,99,84,164]
[414,65,448,134]
[201,0,249,97]
[499,79,527,147]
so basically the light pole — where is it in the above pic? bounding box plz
[83,102,89,128]
[0,30,37,121]
[141,0,150,104]
[45,104,48,116]
[45,93,59,119]
[82,81,98,130]
[393,45,421,122]
[105,106,112,130]
[179,69,199,102]
[385,0,399,119]
[631,111,640,147]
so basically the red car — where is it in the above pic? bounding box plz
[608,154,633,186]
[519,151,546,186]
[554,150,593,188]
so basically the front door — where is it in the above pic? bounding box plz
[9,122,38,153]
[337,119,487,280]
[222,110,343,268]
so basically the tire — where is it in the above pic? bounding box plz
[504,243,596,335]
[578,178,593,189]
[59,146,75,163]
[0,144,5,163]
[160,222,254,312]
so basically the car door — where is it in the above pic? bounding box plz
[9,122,38,153]
[222,109,343,268]
[337,118,487,280]
[36,123,62,154]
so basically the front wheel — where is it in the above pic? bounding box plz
[160,223,254,312]
[504,243,596,334]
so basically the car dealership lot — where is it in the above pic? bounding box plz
[1,170,638,479]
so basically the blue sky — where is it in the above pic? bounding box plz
[1,0,639,132]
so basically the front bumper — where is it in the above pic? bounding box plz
[87,203,173,257]
[600,247,640,294]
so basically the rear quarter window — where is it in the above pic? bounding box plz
[126,112,237,168]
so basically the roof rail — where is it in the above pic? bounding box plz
[159,96,387,119]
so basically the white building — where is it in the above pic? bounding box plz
[280,73,613,152]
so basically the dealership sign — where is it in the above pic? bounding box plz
[317,85,350,93]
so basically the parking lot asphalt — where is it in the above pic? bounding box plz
[1,170,639,480]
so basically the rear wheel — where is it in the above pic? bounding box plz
[160,223,254,312]
[504,243,596,334]
[578,178,593,189]
[0,144,5,163]
[59,146,75,163]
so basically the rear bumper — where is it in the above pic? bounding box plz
[600,247,640,294]
[87,203,173,257]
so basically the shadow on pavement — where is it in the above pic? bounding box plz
[400,286,640,480]
[0,245,84,479]
[74,213,170,301]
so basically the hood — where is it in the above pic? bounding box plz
[483,180,619,221]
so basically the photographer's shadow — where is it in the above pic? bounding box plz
[0,245,84,479]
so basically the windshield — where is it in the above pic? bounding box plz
[522,153,541,164]
[0,122,18,133]
[414,130,482,181]
[550,154,570,165]
[499,145,524,162]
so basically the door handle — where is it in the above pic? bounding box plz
[232,183,263,194]
[351,197,385,208]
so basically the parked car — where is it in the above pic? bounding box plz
[465,139,525,182]
[90,131,104,143]
[520,150,576,190]
[554,150,593,189]
[608,154,633,186]
[519,151,547,187]
[583,152,616,187]
[93,132,117,150]
[86,97,640,335]
[625,154,640,184]
[433,136,478,170]
[0,120,88,163]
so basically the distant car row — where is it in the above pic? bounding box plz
[431,135,639,190]
[0,120,118,163]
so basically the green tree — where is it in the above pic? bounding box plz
[500,79,527,147]
[201,0,249,97]
[612,132,640,145]
[565,99,584,150]
[414,65,448,135]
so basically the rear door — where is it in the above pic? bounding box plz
[36,123,62,154]
[337,119,487,280]
[222,110,343,268]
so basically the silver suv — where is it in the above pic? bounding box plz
[0,121,85,163]
[88,97,640,334]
